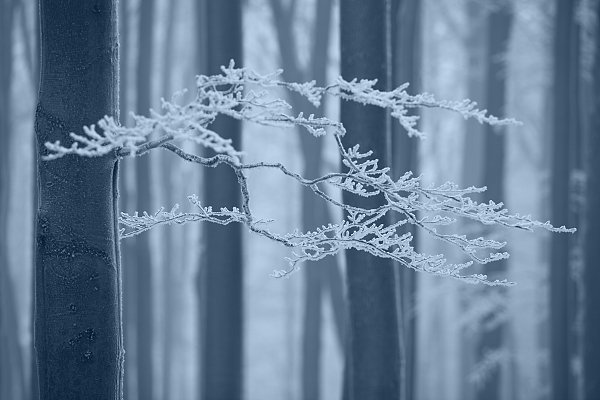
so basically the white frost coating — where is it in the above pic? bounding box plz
[44,61,574,286]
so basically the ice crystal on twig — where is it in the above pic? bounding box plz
[44,61,573,286]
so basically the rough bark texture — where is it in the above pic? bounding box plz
[32,2,41,398]
[198,1,244,399]
[35,1,123,399]
[341,0,401,398]
[550,0,576,399]
[583,3,600,398]
[475,4,512,400]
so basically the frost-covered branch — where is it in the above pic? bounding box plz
[44,61,574,286]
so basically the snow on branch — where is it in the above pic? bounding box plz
[44,61,574,286]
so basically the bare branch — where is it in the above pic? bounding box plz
[45,62,573,286]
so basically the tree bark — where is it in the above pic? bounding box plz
[583,2,600,398]
[198,1,244,399]
[475,4,512,400]
[391,1,421,398]
[341,0,402,398]
[31,2,41,398]
[550,1,576,399]
[460,3,486,398]
[34,1,123,399]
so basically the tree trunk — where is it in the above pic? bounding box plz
[160,1,177,398]
[117,0,138,398]
[299,5,337,399]
[198,1,244,399]
[340,0,401,398]
[566,4,583,399]
[391,1,421,398]
[134,0,155,399]
[119,0,128,127]
[267,1,347,398]
[475,4,512,400]
[583,2,600,398]
[0,1,25,399]
[34,1,123,399]
[550,0,576,399]
[31,2,41,398]
[460,4,487,399]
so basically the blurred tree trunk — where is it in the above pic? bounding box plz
[341,0,401,398]
[391,0,421,398]
[118,0,138,399]
[0,0,14,301]
[0,1,26,399]
[34,1,123,399]
[0,276,27,400]
[0,267,27,400]
[583,2,600,398]
[475,4,512,400]
[134,0,156,399]
[298,11,339,399]
[160,0,177,398]
[461,4,486,398]
[550,0,577,399]
[567,2,583,399]
[268,1,347,399]
[197,0,244,399]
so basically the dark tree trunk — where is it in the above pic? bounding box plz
[134,1,155,399]
[31,2,41,398]
[34,1,123,399]
[460,4,487,398]
[583,2,600,398]
[567,4,583,399]
[475,4,513,400]
[391,1,421,398]
[482,3,511,226]
[198,1,244,399]
[550,0,577,399]
[340,0,401,398]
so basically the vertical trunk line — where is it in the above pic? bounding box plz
[341,0,402,398]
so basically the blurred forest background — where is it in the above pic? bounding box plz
[0,0,598,399]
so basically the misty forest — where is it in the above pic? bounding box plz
[0,0,599,399]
